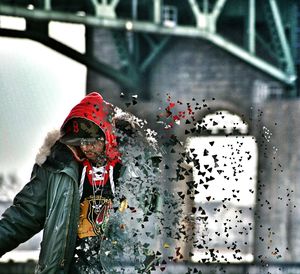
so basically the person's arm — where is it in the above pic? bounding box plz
[0,164,47,256]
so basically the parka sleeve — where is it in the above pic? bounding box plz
[0,164,47,257]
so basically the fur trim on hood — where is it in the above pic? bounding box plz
[35,129,61,166]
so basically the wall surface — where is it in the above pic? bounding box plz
[87,32,300,265]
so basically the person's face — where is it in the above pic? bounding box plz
[80,137,106,163]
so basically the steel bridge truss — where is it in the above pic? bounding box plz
[0,0,297,90]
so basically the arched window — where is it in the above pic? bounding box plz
[186,110,257,263]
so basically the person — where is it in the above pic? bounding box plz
[0,92,161,274]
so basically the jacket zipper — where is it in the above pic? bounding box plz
[60,183,73,268]
[60,214,70,267]
[60,164,80,270]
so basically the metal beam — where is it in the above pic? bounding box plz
[44,0,51,11]
[248,0,255,54]
[203,0,209,15]
[209,0,227,33]
[211,0,227,21]
[256,32,280,61]
[207,32,294,84]
[0,3,296,85]
[112,30,140,84]
[111,0,120,9]
[188,0,208,30]
[153,0,161,24]
[188,0,201,18]
[91,0,120,18]
[268,0,295,76]
[140,36,171,72]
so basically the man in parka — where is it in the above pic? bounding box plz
[0,92,160,273]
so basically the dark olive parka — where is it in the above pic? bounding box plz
[0,140,81,273]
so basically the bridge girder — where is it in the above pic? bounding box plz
[0,0,297,89]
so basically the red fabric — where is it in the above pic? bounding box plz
[61,92,121,167]
[83,159,110,186]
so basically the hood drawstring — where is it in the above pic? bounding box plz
[79,160,115,199]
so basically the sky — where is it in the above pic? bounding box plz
[0,19,86,188]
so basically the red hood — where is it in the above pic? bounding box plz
[61,92,120,163]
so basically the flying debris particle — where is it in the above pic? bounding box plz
[203,149,209,156]
[163,243,170,248]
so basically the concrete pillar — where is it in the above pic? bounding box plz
[254,100,300,262]
[86,27,121,103]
